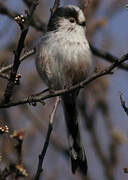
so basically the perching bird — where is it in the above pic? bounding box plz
[35,5,92,174]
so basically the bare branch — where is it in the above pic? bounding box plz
[0,2,46,32]
[120,92,128,116]
[34,97,60,180]
[0,2,18,18]
[1,44,128,79]
[0,73,9,80]
[90,44,128,71]
[0,49,35,74]
[50,0,60,17]
[3,1,39,103]
[0,52,128,108]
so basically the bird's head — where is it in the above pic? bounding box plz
[47,5,86,32]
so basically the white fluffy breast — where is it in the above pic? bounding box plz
[36,28,91,90]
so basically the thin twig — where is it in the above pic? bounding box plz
[0,52,128,108]
[3,1,39,103]
[0,49,35,74]
[1,43,128,78]
[50,0,60,17]
[0,73,9,80]
[120,92,128,116]
[4,30,29,102]
[0,2,46,32]
[90,44,128,71]
[0,49,35,80]
[34,96,60,180]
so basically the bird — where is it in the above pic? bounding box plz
[35,5,92,174]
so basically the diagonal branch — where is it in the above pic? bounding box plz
[34,96,60,180]
[120,93,128,116]
[0,73,9,80]
[90,44,128,71]
[0,44,128,79]
[3,1,39,103]
[0,49,35,74]
[50,0,60,17]
[0,52,128,108]
[0,2,46,32]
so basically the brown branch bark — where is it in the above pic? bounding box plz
[90,44,128,71]
[3,1,39,103]
[3,30,29,103]
[120,92,128,116]
[0,2,46,32]
[34,97,60,180]
[0,52,128,108]
[1,43,128,80]
[0,49,35,74]
[0,73,9,80]
[50,0,60,17]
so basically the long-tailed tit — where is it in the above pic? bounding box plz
[36,5,92,174]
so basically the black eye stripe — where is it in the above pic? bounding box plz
[47,7,86,31]
[53,7,78,20]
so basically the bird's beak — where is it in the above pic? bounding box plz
[78,21,86,27]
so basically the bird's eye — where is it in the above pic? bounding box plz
[69,17,76,23]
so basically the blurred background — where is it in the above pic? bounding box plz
[0,0,128,179]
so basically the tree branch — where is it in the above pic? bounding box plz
[0,73,9,80]
[120,92,128,116]
[34,97,60,180]
[1,44,128,79]
[0,49,35,74]
[0,52,128,108]
[3,1,39,103]
[50,0,60,17]
[0,2,46,32]
[90,44,128,71]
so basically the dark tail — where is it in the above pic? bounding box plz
[62,93,88,174]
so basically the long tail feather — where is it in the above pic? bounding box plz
[62,93,88,174]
